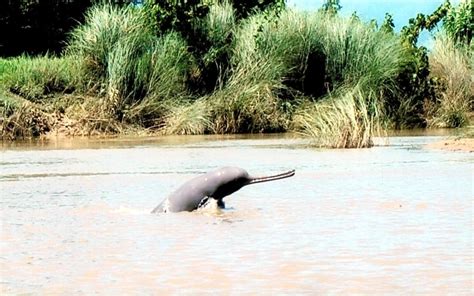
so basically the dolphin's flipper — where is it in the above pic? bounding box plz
[217,199,225,209]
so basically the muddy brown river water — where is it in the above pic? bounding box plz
[1,133,473,295]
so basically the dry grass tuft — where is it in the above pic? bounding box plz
[427,33,473,127]
[293,86,382,148]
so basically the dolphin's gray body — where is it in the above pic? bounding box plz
[152,167,295,213]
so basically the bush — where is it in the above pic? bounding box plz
[206,81,289,134]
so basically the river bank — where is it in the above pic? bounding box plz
[1,2,472,147]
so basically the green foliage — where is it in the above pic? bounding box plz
[122,33,192,126]
[177,0,285,95]
[233,10,310,89]
[318,14,405,94]
[203,9,406,138]
[0,55,81,101]
[400,1,450,46]
[390,0,472,129]
[391,0,451,128]
[320,0,341,15]
[67,4,153,85]
[147,0,210,34]
[67,4,192,123]
[231,0,285,18]
[385,45,432,129]
[3,0,470,142]
[205,81,289,134]
[189,0,237,93]
[443,0,473,45]
[230,9,406,100]
[380,13,395,34]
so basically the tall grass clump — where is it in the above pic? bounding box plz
[108,32,191,123]
[122,32,192,126]
[270,11,405,147]
[314,13,406,95]
[201,10,298,133]
[67,4,151,83]
[294,85,383,148]
[158,5,290,135]
[427,33,473,127]
[67,4,192,124]
[67,4,153,113]
[206,80,289,133]
[196,8,407,137]
[232,9,313,91]
[235,10,406,98]
[232,9,407,101]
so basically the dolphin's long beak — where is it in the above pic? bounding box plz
[248,170,295,185]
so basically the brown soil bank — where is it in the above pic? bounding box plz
[426,137,474,152]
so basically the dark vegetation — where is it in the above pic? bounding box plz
[0,0,472,147]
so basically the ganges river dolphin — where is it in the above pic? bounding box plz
[151,167,295,213]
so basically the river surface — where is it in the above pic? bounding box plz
[1,133,472,295]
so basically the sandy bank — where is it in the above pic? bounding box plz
[426,137,474,152]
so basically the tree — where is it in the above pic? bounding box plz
[230,0,285,19]
[380,13,395,34]
[321,0,341,15]
[443,0,473,45]
[145,0,209,35]
[0,0,95,57]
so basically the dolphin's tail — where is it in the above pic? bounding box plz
[248,170,295,185]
